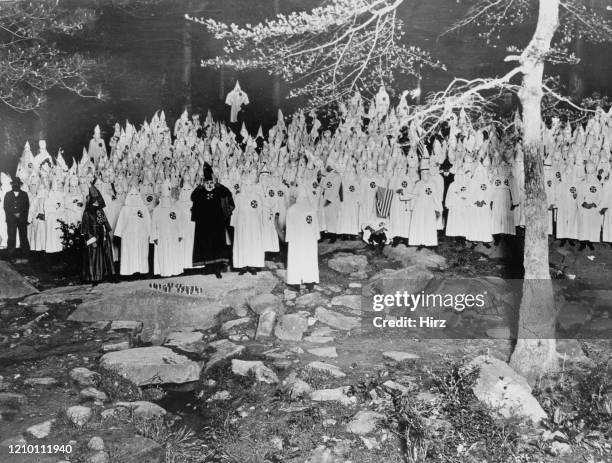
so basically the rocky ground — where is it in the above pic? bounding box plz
[0,236,611,462]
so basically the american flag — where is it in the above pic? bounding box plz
[376,187,394,218]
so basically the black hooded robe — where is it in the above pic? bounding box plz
[191,185,232,267]
[81,186,115,282]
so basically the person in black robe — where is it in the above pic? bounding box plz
[3,177,30,256]
[191,169,233,278]
[81,185,115,283]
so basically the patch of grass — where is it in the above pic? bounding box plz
[534,362,612,442]
[98,367,143,402]
[133,415,213,463]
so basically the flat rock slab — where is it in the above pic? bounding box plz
[22,284,92,305]
[331,295,362,312]
[315,307,360,331]
[162,331,206,355]
[69,272,277,341]
[295,292,328,307]
[100,346,201,386]
[308,347,338,358]
[248,293,284,315]
[0,261,38,299]
[310,387,356,405]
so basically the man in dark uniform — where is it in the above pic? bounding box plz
[3,177,29,256]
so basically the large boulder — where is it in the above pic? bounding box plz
[22,284,93,305]
[383,244,447,270]
[69,272,277,341]
[100,346,201,386]
[366,265,434,303]
[467,356,547,424]
[327,253,368,274]
[275,313,308,341]
[248,293,284,315]
[0,260,38,299]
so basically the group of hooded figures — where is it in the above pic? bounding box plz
[2,85,612,283]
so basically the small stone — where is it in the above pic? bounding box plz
[220,317,251,333]
[86,451,109,463]
[275,314,308,341]
[115,401,166,420]
[70,367,100,387]
[255,309,277,339]
[101,341,130,352]
[280,372,312,399]
[262,436,281,452]
[322,418,337,427]
[383,380,411,394]
[101,408,119,420]
[88,436,105,451]
[347,410,384,435]
[210,390,230,401]
[550,441,571,456]
[231,360,279,384]
[305,361,346,378]
[283,289,297,301]
[108,436,164,463]
[361,436,379,450]
[80,387,108,402]
[205,339,246,371]
[310,387,356,406]
[308,347,338,358]
[349,283,362,289]
[27,420,53,439]
[382,351,420,362]
[328,254,368,274]
[66,405,92,427]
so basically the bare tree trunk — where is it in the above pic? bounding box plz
[182,20,193,113]
[509,0,560,383]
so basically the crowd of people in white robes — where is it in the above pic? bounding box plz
[2,84,612,286]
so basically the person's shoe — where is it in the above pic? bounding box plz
[248,267,258,275]
[215,271,222,279]
[578,242,586,251]
[305,283,314,291]
[569,239,576,247]
[328,236,337,244]
[391,238,399,248]
[493,235,501,246]
[416,245,424,251]
[483,242,491,249]
[470,242,477,250]
[238,268,247,275]
[588,242,595,251]
[559,239,566,247]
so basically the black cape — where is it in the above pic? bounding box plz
[81,186,115,282]
[191,185,233,266]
